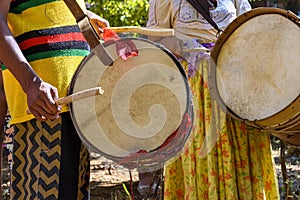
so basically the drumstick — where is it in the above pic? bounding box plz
[182,47,210,53]
[55,86,104,105]
[108,26,175,37]
[26,87,104,114]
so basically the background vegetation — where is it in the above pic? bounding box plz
[86,0,149,27]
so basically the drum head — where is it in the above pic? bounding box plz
[210,8,300,123]
[69,38,192,169]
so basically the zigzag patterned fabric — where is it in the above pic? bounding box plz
[5,0,91,199]
[11,119,61,199]
[11,116,90,199]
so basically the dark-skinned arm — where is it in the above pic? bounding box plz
[0,2,110,121]
[0,0,60,121]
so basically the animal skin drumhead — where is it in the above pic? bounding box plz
[69,38,190,160]
[215,13,300,121]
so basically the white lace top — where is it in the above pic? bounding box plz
[147,0,251,42]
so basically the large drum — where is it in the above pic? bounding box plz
[210,8,300,146]
[69,38,193,171]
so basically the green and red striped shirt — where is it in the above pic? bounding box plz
[3,0,90,124]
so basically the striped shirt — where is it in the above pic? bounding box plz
[3,0,90,124]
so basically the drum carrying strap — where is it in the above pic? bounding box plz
[63,0,114,66]
[186,0,222,33]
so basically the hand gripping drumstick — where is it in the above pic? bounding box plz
[27,87,104,114]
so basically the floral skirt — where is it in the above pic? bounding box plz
[163,58,280,200]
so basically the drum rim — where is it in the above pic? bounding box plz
[211,7,300,63]
[209,7,300,129]
[68,37,192,164]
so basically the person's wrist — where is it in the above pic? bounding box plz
[15,62,43,94]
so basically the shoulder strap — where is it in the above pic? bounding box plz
[186,0,222,33]
[63,0,113,66]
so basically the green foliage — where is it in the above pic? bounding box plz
[86,0,149,27]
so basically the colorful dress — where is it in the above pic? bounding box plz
[147,0,280,199]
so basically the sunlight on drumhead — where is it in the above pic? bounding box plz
[111,64,186,138]
[70,38,194,172]
[213,14,300,122]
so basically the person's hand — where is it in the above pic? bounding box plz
[26,80,61,121]
[159,37,183,56]
[86,10,110,38]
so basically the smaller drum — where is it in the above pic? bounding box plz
[210,8,300,146]
[69,38,193,171]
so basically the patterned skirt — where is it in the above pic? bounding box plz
[10,112,90,200]
[163,57,280,200]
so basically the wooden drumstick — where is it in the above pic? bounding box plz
[107,26,175,37]
[55,86,104,105]
[26,87,104,114]
[182,47,210,53]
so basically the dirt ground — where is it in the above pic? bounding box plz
[1,152,160,200]
[89,153,141,200]
[1,138,300,200]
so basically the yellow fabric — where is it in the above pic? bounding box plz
[146,0,280,198]
[163,59,280,200]
[5,0,87,124]
[3,56,85,125]
[7,1,86,37]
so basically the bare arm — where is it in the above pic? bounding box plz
[0,1,110,121]
[0,0,60,121]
